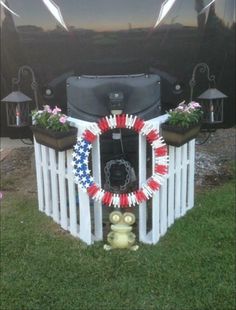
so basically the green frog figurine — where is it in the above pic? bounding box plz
[104,211,139,251]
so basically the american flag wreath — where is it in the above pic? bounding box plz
[72,114,169,208]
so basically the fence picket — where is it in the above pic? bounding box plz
[138,133,147,242]
[41,146,51,216]
[49,148,60,223]
[168,146,175,226]
[58,151,68,230]
[181,144,188,216]
[152,121,160,243]
[175,147,182,219]
[152,191,160,243]
[92,136,103,241]
[187,139,195,210]
[78,189,92,245]
[34,140,44,212]
[67,150,78,237]
[160,178,168,236]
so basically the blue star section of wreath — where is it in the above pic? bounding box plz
[72,138,94,189]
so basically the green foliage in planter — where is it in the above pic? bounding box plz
[168,101,203,128]
[32,105,70,132]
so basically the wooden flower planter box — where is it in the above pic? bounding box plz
[31,126,77,151]
[161,123,201,147]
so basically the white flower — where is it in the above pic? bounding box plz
[43,105,52,112]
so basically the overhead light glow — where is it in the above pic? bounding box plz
[0,0,20,17]
[198,0,216,15]
[154,0,176,28]
[42,0,68,31]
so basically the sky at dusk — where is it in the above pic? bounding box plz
[1,0,234,31]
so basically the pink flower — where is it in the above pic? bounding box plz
[59,116,67,124]
[52,106,62,115]
[189,101,201,109]
[0,192,3,200]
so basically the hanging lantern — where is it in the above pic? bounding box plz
[189,63,228,127]
[198,88,227,124]
[1,65,39,128]
[1,91,32,127]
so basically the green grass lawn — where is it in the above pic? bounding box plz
[0,181,235,310]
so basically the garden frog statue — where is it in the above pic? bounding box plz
[104,211,139,251]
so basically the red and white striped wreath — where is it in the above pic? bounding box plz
[72,114,168,208]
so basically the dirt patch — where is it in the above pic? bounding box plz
[195,127,235,189]
[0,147,37,197]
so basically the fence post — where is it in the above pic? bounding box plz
[181,144,188,216]
[41,145,51,216]
[175,147,182,219]
[67,149,78,237]
[187,139,195,210]
[138,133,147,243]
[92,136,103,241]
[49,148,60,224]
[58,151,68,230]
[34,139,44,212]
[78,189,92,244]
[167,146,175,227]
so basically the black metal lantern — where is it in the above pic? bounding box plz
[189,63,227,125]
[1,91,32,127]
[198,88,227,124]
[1,65,39,128]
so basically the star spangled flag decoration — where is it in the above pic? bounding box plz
[72,114,169,208]
[72,138,93,189]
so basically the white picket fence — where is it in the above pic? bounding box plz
[33,115,196,245]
